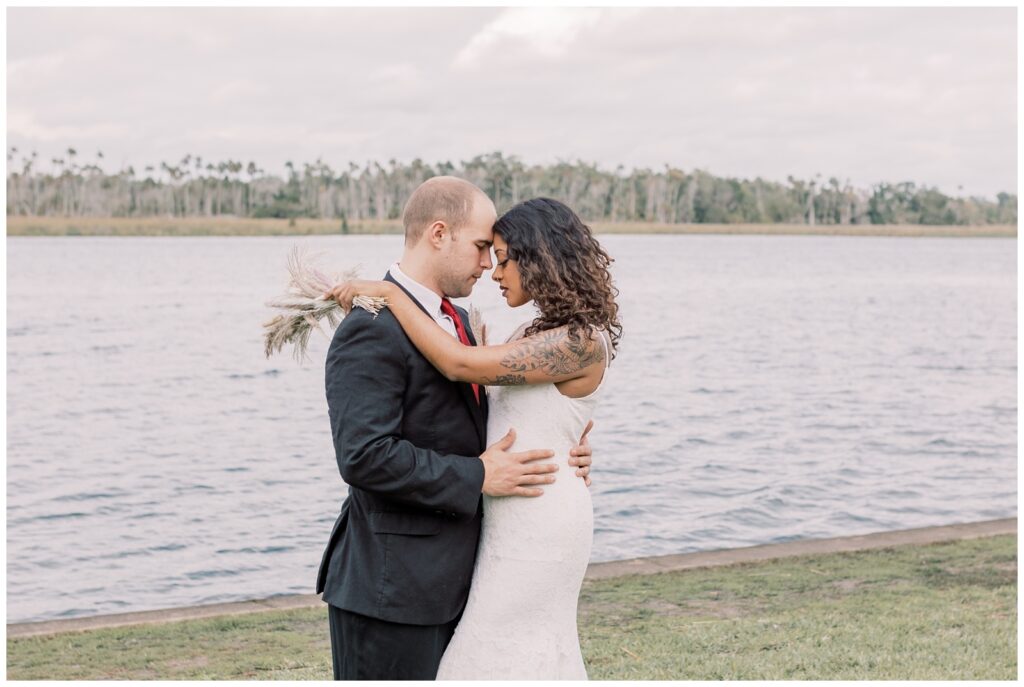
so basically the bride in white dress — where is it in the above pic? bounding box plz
[330,197,622,680]
[434,324,611,679]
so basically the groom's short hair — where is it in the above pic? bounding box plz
[403,176,482,245]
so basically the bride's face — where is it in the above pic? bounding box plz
[491,234,530,307]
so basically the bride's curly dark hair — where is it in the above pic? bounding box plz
[493,198,622,358]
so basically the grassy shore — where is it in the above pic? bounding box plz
[5,215,1017,237]
[6,534,1015,680]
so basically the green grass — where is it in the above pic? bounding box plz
[5,215,1017,237]
[578,534,1017,679]
[6,534,1016,680]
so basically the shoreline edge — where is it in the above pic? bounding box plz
[8,517,1016,639]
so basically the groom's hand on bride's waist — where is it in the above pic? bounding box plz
[480,428,558,497]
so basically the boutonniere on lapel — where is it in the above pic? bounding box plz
[263,246,388,363]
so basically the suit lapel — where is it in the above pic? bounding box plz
[384,272,429,316]
[383,272,487,446]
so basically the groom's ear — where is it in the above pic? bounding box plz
[426,220,449,248]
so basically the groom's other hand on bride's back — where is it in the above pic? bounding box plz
[569,419,593,487]
[480,428,558,497]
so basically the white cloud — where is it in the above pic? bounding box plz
[7,108,122,142]
[5,7,1016,197]
[7,52,66,83]
[367,63,421,84]
[454,7,605,69]
[209,80,270,105]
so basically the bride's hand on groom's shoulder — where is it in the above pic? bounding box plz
[324,279,390,313]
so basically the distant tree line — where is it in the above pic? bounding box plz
[5,148,1017,226]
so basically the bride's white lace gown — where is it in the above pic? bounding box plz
[436,327,610,680]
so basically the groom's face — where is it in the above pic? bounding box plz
[437,196,496,299]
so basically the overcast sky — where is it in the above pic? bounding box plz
[6,6,1018,197]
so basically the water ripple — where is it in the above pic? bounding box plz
[5,234,1016,623]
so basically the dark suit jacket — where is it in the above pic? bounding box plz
[316,273,489,626]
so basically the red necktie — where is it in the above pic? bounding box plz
[440,298,480,404]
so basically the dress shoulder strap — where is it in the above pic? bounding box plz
[504,321,532,344]
[591,325,611,369]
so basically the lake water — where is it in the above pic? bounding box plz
[6,234,1017,623]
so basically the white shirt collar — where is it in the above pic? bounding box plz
[388,261,447,323]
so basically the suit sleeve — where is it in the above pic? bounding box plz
[325,311,485,516]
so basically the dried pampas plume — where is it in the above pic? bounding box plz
[263,246,388,363]
[468,304,487,346]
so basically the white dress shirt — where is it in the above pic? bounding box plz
[387,262,460,339]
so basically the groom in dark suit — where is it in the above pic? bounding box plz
[316,177,593,680]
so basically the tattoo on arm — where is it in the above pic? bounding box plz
[485,373,527,385]
[498,328,605,378]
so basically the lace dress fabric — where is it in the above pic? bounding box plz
[436,326,609,680]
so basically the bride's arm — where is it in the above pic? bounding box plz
[327,280,606,386]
